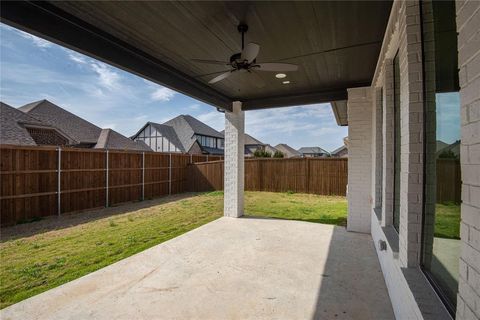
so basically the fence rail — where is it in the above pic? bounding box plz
[0,145,221,226]
[187,158,349,196]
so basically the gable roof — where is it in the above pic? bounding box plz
[148,122,185,152]
[274,144,301,158]
[19,99,101,144]
[297,147,329,155]
[220,131,264,146]
[163,114,223,152]
[436,140,449,152]
[331,145,347,155]
[265,144,279,154]
[436,140,460,158]
[95,129,151,151]
[1,102,44,145]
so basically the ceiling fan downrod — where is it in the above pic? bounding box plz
[238,23,248,50]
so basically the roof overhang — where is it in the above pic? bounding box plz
[1,1,392,111]
[330,100,348,126]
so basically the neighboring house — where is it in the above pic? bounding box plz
[274,143,301,158]
[133,115,224,155]
[264,144,279,155]
[436,140,460,159]
[221,131,266,157]
[220,131,278,157]
[17,99,150,151]
[436,140,448,152]
[131,122,185,153]
[297,147,330,158]
[1,101,72,146]
[95,129,151,151]
[244,133,265,157]
[331,145,348,158]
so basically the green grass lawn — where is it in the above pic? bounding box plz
[435,202,460,239]
[0,191,347,309]
[245,191,347,225]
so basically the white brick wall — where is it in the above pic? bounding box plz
[347,87,373,233]
[224,101,245,218]
[456,0,480,319]
[367,1,451,318]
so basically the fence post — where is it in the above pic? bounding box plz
[206,154,209,162]
[105,149,109,207]
[57,147,61,216]
[306,158,310,194]
[169,153,172,195]
[260,159,264,191]
[190,153,193,164]
[142,152,145,201]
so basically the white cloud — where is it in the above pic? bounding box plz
[188,103,201,110]
[100,123,117,130]
[68,52,87,64]
[197,111,225,131]
[17,31,52,48]
[90,62,121,90]
[150,87,177,102]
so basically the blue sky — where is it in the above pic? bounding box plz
[436,92,460,144]
[0,23,348,151]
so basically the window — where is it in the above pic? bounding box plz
[393,51,401,232]
[421,0,460,315]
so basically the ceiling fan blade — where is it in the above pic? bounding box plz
[255,63,299,72]
[241,42,260,63]
[192,59,230,66]
[247,70,266,88]
[209,70,233,84]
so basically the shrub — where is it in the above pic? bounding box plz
[438,150,457,159]
[273,151,284,158]
[253,149,272,158]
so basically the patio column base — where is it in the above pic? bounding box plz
[224,101,244,218]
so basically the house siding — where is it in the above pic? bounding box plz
[135,124,181,153]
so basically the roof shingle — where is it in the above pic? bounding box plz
[19,100,101,144]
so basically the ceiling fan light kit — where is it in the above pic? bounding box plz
[192,23,298,85]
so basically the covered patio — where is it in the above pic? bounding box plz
[1,217,393,320]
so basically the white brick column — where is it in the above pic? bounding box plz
[224,101,245,218]
[456,0,480,318]
[347,86,373,233]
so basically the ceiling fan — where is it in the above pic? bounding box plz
[192,24,298,86]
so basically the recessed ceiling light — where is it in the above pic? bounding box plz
[275,73,287,79]
[282,80,291,84]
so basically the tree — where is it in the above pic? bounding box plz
[438,150,457,159]
[273,151,284,158]
[253,149,272,158]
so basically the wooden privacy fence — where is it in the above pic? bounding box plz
[0,145,222,226]
[187,158,349,196]
[436,158,461,203]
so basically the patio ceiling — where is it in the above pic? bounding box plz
[1,1,392,111]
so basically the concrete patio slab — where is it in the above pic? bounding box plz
[1,217,394,320]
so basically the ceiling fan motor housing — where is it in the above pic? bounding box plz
[230,53,255,69]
